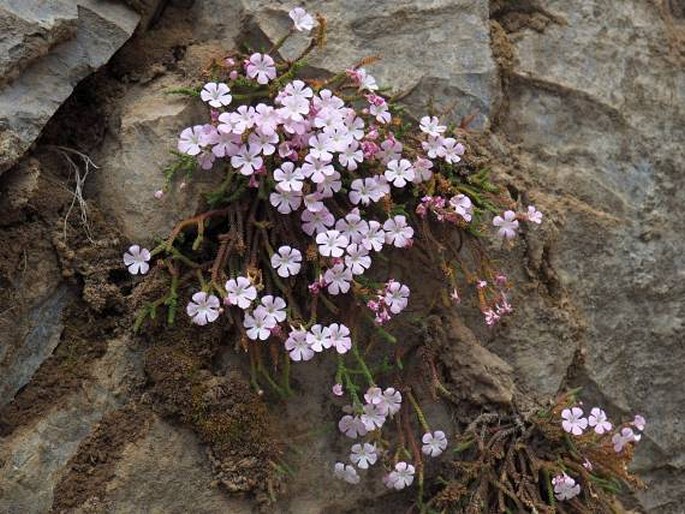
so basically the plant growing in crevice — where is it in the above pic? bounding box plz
[117,6,640,510]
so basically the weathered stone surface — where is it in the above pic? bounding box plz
[0,337,143,513]
[241,0,499,128]
[0,0,140,174]
[488,2,685,512]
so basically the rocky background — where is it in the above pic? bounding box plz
[0,0,683,512]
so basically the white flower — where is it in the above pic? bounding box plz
[419,115,446,137]
[441,137,465,164]
[243,308,273,341]
[285,328,313,361]
[248,129,278,156]
[289,7,315,32]
[230,144,263,176]
[271,246,302,278]
[376,387,402,416]
[344,244,371,275]
[421,135,444,159]
[361,403,386,430]
[316,230,349,258]
[384,281,410,314]
[328,323,352,354]
[324,263,353,295]
[225,276,257,309]
[350,443,378,469]
[612,427,639,453]
[307,324,332,352]
[526,205,543,224]
[361,221,385,252]
[336,208,369,243]
[421,431,448,457]
[338,414,368,439]
[273,162,304,192]
[561,407,588,436]
[123,244,151,275]
[178,125,205,156]
[356,68,378,92]
[493,210,519,239]
[301,206,335,236]
[387,462,415,490]
[349,177,388,206]
[270,186,302,214]
[259,295,287,325]
[588,407,613,435]
[245,53,277,85]
[552,473,581,501]
[334,462,360,484]
[384,159,415,188]
[200,82,232,108]
[384,215,414,248]
[449,194,473,222]
[186,292,221,326]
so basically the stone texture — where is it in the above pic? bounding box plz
[488,2,685,512]
[0,0,141,174]
[241,0,499,128]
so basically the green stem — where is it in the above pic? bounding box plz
[351,343,375,387]
[407,390,431,433]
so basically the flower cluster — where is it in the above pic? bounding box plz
[555,405,646,502]
[125,5,544,498]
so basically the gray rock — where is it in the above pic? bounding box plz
[0,0,141,174]
[241,0,499,128]
[489,1,685,511]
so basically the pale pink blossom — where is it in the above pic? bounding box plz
[422,430,448,457]
[244,309,273,340]
[338,414,368,438]
[301,206,335,235]
[553,473,581,501]
[200,82,232,108]
[344,244,371,275]
[561,407,588,436]
[270,186,302,214]
[384,158,415,188]
[258,295,287,325]
[289,6,315,31]
[384,215,414,248]
[632,415,646,432]
[441,137,465,164]
[384,281,410,314]
[588,407,613,435]
[493,210,519,239]
[225,276,257,309]
[613,427,639,453]
[285,328,314,361]
[419,116,446,137]
[307,324,332,352]
[178,125,205,156]
[449,194,473,222]
[526,205,543,224]
[231,144,263,175]
[361,403,386,430]
[350,443,378,469]
[332,383,344,396]
[186,292,221,326]
[328,323,352,354]
[316,230,349,258]
[123,245,151,275]
[245,53,277,84]
[333,462,360,484]
[324,263,353,295]
[271,246,302,278]
[386,462,415,490]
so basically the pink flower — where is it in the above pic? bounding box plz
[552,473,580,501]
[270,186,302,214]
[493,210,519,239]
[588,407,613,435]
[289,7,315,32]
[419,116,446,137]
[441,138,465,164]
[316,230,349,258]
[285,328,314,362]
[384,215,414,248]
[422,431,448,457]
[225,276,257,309]
[324,263,353,295]
[271,246,302,278]
[561,407,588,436]
[307,324,332,352]
[338,414,368,438]
[612,427,639,453]
[123,245,151,275]
[230,144,263,176]
[186,292,221,326]
[200,82,232,108]
[632,415,646,432]
[526,205,543,224]
[484,309,500,326]
[449,194,473,222]
[245,53,277,84]
[328,323,352,354]
[333,462,360,484]
[386,462,415,490]
[332,383,344,396]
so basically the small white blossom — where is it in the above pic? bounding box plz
[123,245,151,275]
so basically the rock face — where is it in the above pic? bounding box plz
[1,0,684,513]
[0,0,140,174]
[488,2,685,511]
